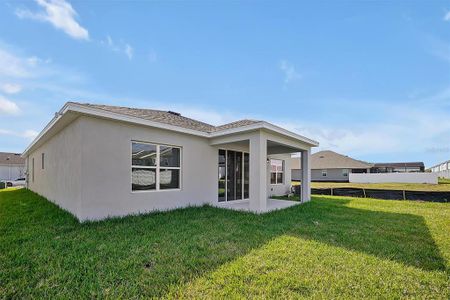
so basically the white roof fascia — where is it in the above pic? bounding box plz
[209,121,319,147]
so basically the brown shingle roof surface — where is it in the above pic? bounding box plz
[72,102,261,133]
[291,150,372,169]
[0,152,25,165]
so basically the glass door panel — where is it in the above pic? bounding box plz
[218,150,226,202]
[235,151,242,200]
[218,150,249,202]
[244,153,249,199]
[227,150,236,201]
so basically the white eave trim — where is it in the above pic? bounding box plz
[208,121,319,146]
[23,103,319,156]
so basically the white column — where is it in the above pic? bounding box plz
[249,132,267,212]
[301,149,311,202]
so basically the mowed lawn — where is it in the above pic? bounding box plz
[1,189,449,298]
[292,179,450,192]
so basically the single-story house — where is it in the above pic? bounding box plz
[22,102,318,221]
[291,150,372,182]
[0,152,25,181]
[428,160,450,179]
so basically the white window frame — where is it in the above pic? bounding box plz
[342,169,348,177]
[270,159,284,185]
[322,169,327,177]
[131,141,182,192]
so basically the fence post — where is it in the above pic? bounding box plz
[331,188,333,196]
[403,190,406,201]
[363,188,366,198]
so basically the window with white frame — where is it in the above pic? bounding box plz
[131,142,181,191]
[342,169,348,177]
[270,159,284,184]
[322,169,327,177]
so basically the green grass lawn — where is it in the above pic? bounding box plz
[292,180,450,191]
[1,189,449,298]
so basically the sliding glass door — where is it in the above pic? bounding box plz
[218,150,249,202]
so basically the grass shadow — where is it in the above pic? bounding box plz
[265,197,446,272]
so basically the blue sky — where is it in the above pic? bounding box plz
[0,0,449,167]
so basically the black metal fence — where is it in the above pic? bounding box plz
[292,185,449,203]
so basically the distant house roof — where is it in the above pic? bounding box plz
[373,162,424,168]
[291,150,372,170]
[73,103,261,133]
[0,152,25,165]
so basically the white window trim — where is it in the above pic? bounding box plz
[322,169,327,177]
[342,169,348,177]
[270,159,284,185]
[131,141,182,193]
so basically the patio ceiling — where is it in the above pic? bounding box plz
[267,140,302,155]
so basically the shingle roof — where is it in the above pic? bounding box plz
[0,152,25,165]
[71,102,261,133]
[291,150,372,169]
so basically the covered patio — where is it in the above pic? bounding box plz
[210,127,316,213]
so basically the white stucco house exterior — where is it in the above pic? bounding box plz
[23,102,318,221]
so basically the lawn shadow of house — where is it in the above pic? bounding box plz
[1,189,446,298]
[263,197,446,273]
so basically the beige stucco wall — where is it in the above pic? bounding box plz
[77,116,217,221]
[27,118,82,216]
[28,115,297,221]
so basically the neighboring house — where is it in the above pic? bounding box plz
[292,150,427,182]
[291,150,372,182]
[22,102,318,221]
[371,162,425,173]
[429,160,450,179]
[0,152,25,181]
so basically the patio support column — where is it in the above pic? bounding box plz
[301,149,311,202]
[249,132,267,212]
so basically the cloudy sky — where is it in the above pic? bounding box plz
[0,0,449,167]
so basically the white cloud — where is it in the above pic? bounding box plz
[0,96,20,115]
[0,48,31,78]
[444,11,450,21]
[125,44,133,60]
[16,0,89,41]
[0,128,38,140]
[0,83,22,94]
[101,36,134,60]
[22,129,39,140]
[279,60,302,84]
[0,45,52,80]
[272,97,450,160]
